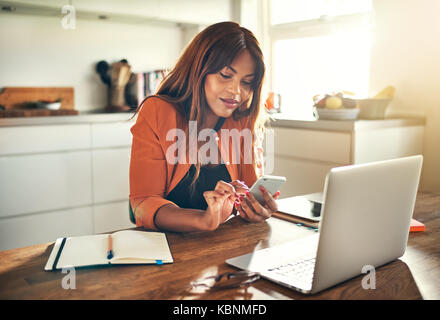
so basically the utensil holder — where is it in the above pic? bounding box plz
[109,85,126,107]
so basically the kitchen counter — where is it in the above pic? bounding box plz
[0,111,136,127]
[270,115,425,132]
[0,111,425,131]
[270,115,424,197]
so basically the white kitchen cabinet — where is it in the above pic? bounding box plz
[92,148,131,204]
[272,156,336,197]
[353,126,424,164]
[0,124,90,155]
[274,127,352,164]
[0,151,92,218]
[0,206,93,252]
[271,119,424,198]
[0,114,136,250]
[91,121,133,148]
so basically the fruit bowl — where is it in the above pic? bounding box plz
[357,98,391,119]
[313,107,360,120]
[312,87,394,120]
[313,92,359,120]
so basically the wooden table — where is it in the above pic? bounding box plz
[0,192,439,300]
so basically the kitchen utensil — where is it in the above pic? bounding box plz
[108,61,132,110]
[0,87,74,111]
[96,60,111,86]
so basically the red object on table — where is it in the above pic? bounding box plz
[410,218,425,232]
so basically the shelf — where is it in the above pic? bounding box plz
[0,0,200,28]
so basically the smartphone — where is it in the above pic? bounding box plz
[249,175,286,204]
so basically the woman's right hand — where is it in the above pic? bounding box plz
[202,180,248,231]
[203,189,229,231]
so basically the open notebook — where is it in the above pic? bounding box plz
[44,230,173,271]
[273,193,323,228]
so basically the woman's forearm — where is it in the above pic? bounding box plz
[153,204,215,232]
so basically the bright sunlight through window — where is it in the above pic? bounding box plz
[271,0,372,24]
[270,0,373,119]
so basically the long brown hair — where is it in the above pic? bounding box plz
[134,21,266,191]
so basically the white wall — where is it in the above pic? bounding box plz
[369,0,440,192]
[13,0,232,26]
[0,0,233,112]
[0,13,182,111]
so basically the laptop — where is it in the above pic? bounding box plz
[226,155,423,294]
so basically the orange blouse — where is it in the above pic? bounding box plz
[129,96,262,230]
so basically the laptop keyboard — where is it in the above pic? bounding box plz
[266,256,316,284]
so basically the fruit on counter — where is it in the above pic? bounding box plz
[325,96,343,109]
[313,94,328,108]
[374,86,395,99]
[313,92,359,109]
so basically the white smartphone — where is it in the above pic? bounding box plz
[249,175,286,204]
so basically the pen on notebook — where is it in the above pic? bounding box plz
[107,234,113,260]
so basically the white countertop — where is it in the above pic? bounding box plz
[0,111,425,131]
[270,116,425,132]
[0,112,137,127]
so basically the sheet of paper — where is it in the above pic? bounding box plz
[56,234,108,268]
[112,230,172,262]
[277,193,322,222]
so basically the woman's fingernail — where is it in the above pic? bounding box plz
[245,190,250,196]
[259,186,265,194]
[276,191,280,196]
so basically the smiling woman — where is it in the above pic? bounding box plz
[204,50,256,124]
[129,22,281,233]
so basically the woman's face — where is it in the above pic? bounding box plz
[204,49,256,121]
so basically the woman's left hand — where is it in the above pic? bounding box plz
[235,186,280,222]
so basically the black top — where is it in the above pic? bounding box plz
[166,117,230,210]
[166,164,231,210]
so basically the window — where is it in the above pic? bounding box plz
[271,0,372,25]
[269,0,373,119]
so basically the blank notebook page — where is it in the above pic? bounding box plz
[112,230,172,261]
[57,234,108,267]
